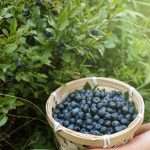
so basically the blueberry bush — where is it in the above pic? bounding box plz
[0,0,150,149]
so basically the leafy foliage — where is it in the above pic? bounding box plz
[0,0,150,149]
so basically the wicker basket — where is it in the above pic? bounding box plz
[46,77,144,150]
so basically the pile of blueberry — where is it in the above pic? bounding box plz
[53,88,137,136]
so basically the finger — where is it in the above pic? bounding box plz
[135,123,150,136]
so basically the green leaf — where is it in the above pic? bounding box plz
[16,100,24,107]
[10,18,17,34]
[104,39,116,49]
[47,16,56,28]
[0,114,8,127]
[5,43,17,53]
[83,82,92,90]
[2,28,9,36]
[124,91,129,100]
[0,73,5,81]
[57,7,69,31]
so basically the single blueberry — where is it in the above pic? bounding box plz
[82,124,86,128]
[107,127,114,134]
[94,89,101,97]
[68,124,75,130]
[86,118,93,125]
[91,106,97,114]
[93,115,100,121]
[91,130,100,135]
[23,8,30,17]
[75,93,82,101]
[122,106,129,114]
[92,122,97,126]
[105,113,112,120]
[100,126,107,133]
[91,103,97,107]
[57,103,64,110]
[54,108,60,114]
[116,101,124,109]
[78,111,84,119]
[63,121,69,127]
[57,114,64,119]
[95,124,101,130]
[93,97,101,103]
[120,118,129,125]
[70,118,75,123]
[109,101,116,108]
[63,109,69,114]
[97,102,103,109]
[118,114,124,122]
[107,107,114,113]
[116,101,122,108]
[81,99,86,105]
[44,29,53,38]
[82,104,89,112]
[71,101,78,108]
[125,114,131,120]
[128,106,135,114]
[108,91,115,98]
[99,119,104,125]
[112,121,120,127]
[114,125,127,132]
[99,89,106,98]
[27,37,37,49]
[102,99,109,106]
[81,94,86,100]
[53,114,58,119]
[76,119,83,126]
[80,128,86,133]
[113,96,121,102]
[63,101,69,107]
[85,90,93,97]
[105,120,111,127]
[72,108,80,116]
[111,112,118,120]
[132,113,137,120]
[98,107,106,116]
[85,113,92,118]
[86,125,93,130]
[74,126,80,131]
[87,99,92,105]
[90,29,100,36]
[64,113,71,120]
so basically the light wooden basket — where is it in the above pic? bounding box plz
[46,77,144,150]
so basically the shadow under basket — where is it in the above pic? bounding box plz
[46,77,145,150]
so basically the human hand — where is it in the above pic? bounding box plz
[88,123,150,150]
